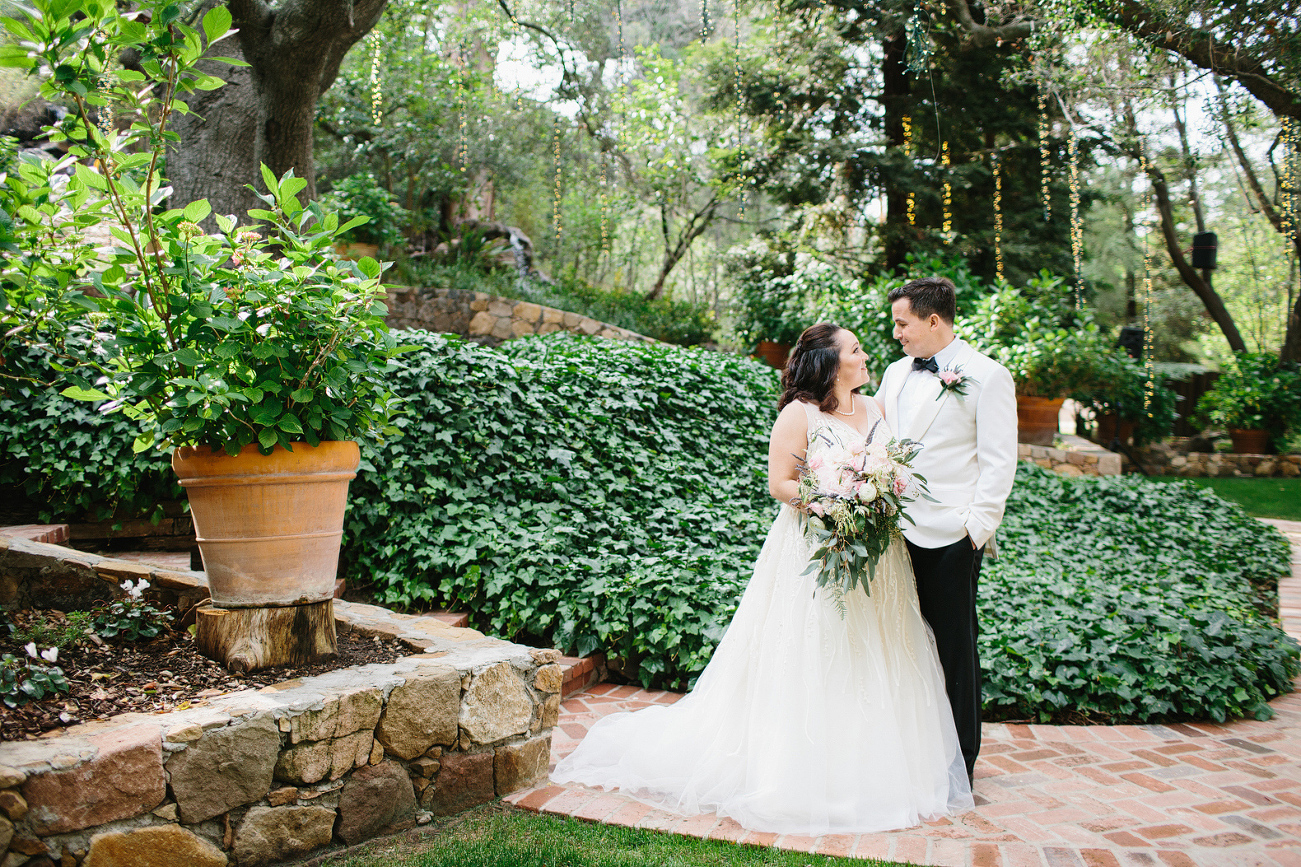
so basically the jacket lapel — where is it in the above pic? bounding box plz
[882,359,908,430]
[907,342,977,441]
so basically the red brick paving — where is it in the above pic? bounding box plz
[504,519,1301,865]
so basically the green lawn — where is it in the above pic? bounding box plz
[1146,476,1301,521]
[326,803,904,867]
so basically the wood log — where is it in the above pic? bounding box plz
[196,600,337,673]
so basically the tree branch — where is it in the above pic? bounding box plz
[945,0,1035,49]
[1106,0,1301,121]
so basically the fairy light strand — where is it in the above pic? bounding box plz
[1140,150,1156,415]
[552,114,563,246]
[368,31,384,126]
[992,151,1004,281]
[1038,88,1051,222]
[734,0,746,219]
[903,115,915,226]
[701,0,710,42]
[1283,117,1300,277]
[1068,125,1083,307]
[600,155,610,256]
[942,140,952,236]
[456,39,468,173]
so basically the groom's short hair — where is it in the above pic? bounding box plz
[889,276,957,324]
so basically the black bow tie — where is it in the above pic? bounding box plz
[912,356,939,374]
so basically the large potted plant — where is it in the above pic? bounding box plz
[319,171,412,260]
[1196,352,1301,454]
[1072,351,1178,447]
[959,278,1103,446]
[1,0,405,671]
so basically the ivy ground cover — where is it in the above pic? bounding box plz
[2,333,1296,722]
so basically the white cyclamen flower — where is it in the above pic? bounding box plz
[23,642,37,659]
[40,647,57,663]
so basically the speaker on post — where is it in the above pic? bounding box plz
[1191,231,1217,270]
[1117,325,1145,361]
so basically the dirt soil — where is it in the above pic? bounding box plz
[0,609,409,741]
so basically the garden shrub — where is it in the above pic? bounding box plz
[0,345,178,521]
[340,331,780,687]
[982,464,1298,723]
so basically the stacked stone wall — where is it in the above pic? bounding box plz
[385,286,653,346]
[0,537,560,866]
[1018,435,1122,477]
[1129,446,1301,478]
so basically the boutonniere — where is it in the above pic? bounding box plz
[935,366,976,400]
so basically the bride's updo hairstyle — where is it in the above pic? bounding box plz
[778,322,848,414]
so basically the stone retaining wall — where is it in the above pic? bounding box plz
[1018,434,1122,477]
[0,537,559,866]
[1129,446,1301,478]
[385,286,654,347]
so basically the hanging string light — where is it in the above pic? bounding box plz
[734,0,746,219]
[455,41,470,173]
[600,155,610,256]
[1140,149,1156,415]
[701,0,710,42]
[367,31,384,126]
[1068,124,1083,307]
[1037,88,1051,222]
[903,114,915,226]
[942,140,952,236]
[552,114,563,246]
[1283,117,1300,269]
[992,151,1004,281]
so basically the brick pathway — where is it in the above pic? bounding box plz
[505,518,1301,866]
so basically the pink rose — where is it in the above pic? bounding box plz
[939,370,961,386]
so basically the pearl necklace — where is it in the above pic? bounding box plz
[833,394,856,416]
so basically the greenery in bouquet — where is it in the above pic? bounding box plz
[0,0,408,456]
[795,429,928,609]
[1196,352,1301,448]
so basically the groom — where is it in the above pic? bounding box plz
[876,275,1018,785]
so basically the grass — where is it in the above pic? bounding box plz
[1145,476,1301,521]
[323,803,905,867]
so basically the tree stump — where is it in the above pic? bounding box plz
[196,600,337,673]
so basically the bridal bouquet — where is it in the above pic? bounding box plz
[795,426,929,606]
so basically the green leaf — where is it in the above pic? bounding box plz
[182,199,212,224]
[201,4,232,44]
[60,386,111,402]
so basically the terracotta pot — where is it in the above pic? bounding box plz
[754,341,791,370]
[1228,428,1271,455]
[172,441,360,608]
[333,241,379,261]
[1095,413,1135,446]
[1016,395,1065,446]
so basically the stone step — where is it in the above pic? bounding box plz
[0,524,70,545]
[428,611,469,628]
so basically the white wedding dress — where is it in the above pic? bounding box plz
[551,400,973,835]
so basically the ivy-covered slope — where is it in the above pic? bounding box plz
[2,331,1295,720]
[341,331,782,687]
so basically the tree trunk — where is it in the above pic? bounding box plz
[646,198,719,300]
[1148,168,1248,353]
[196,600,337,673]
[881,32,911,273]
[170,0,388,221]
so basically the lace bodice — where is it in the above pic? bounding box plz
[800,396,892,454]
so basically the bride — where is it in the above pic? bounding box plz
[551,322,973,835]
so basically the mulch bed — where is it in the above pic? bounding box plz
[1,609,410,742]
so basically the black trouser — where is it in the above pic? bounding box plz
[906,537,984,782]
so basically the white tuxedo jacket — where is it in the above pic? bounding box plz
[875,338,1018,549]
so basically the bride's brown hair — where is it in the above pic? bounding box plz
[778,323,849,414]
